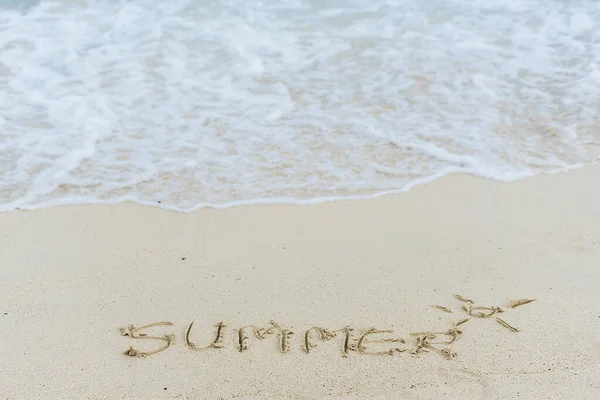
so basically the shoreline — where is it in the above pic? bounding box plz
[2,155,598,214]
[1,163,599,399]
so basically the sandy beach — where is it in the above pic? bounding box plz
[1,163,599,400]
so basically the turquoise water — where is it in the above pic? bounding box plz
[1,0,599,211]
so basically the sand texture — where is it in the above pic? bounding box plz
[1,164,600,399]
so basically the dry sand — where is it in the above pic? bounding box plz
[1,164,600,399]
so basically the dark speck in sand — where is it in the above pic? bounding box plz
[181,257,186,260]
[164,388,167,390]
[158,201,162,204]
[3,312,7,315]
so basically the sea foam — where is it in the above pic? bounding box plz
[1,0,599,211]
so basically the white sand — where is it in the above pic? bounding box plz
[1,164,600,399]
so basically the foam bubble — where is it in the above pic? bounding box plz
[1,0,599,212]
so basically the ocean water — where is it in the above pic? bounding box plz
[1,0,599,212]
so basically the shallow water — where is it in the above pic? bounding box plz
[1,0,599,211]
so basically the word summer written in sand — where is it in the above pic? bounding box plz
[120,295,535,360]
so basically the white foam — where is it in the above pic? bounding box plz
[1,0,599,212]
